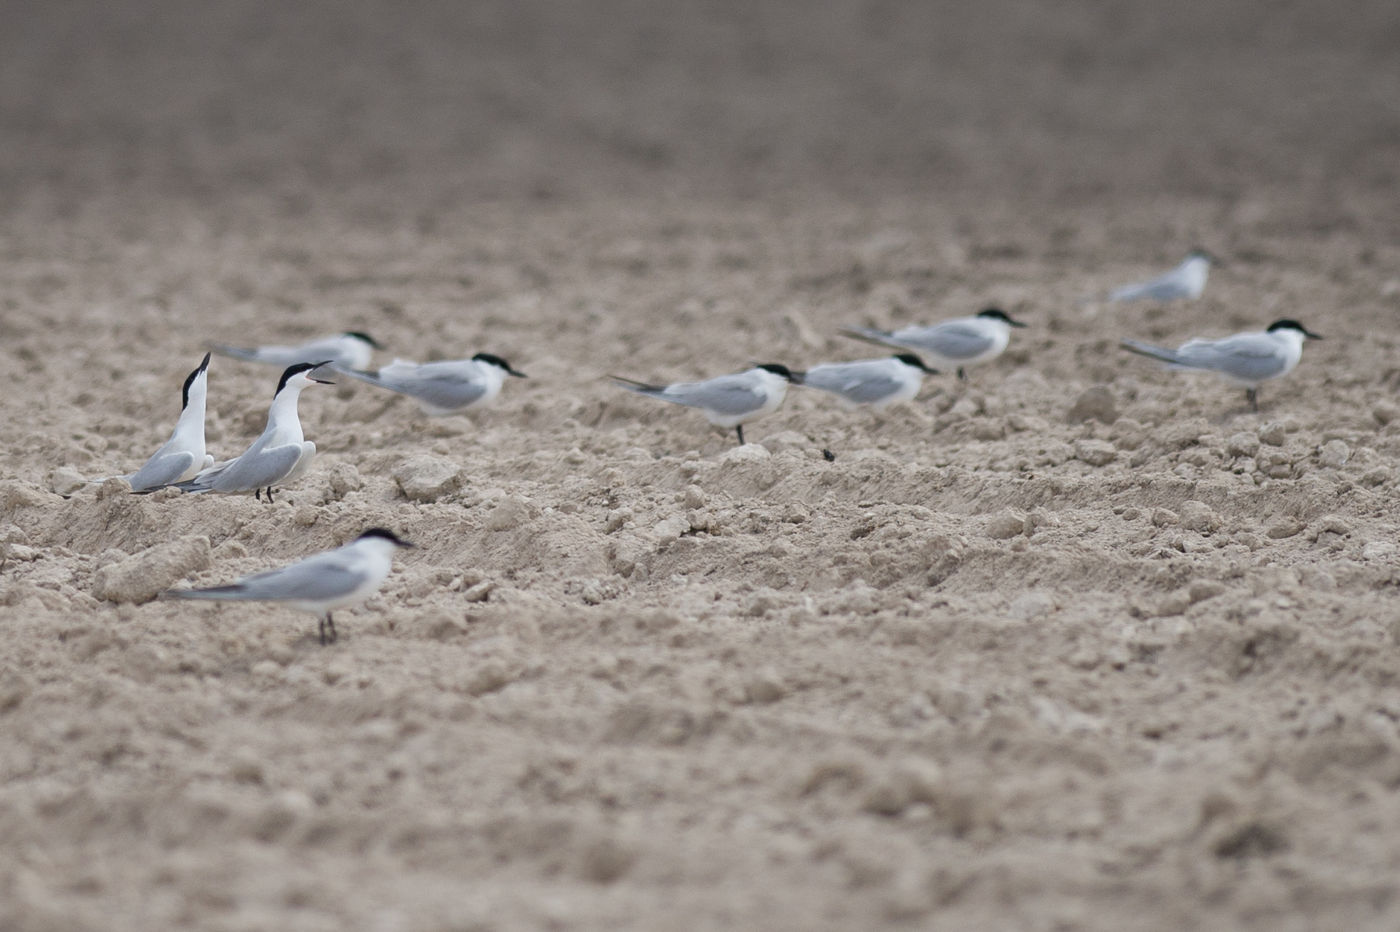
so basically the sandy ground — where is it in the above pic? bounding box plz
[4,1,1400,929]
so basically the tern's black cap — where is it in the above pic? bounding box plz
[1267,319,1323,339]
[976,308,1027,328]
[357,528,416,547]
[755,363,800,382]
[892,353,938,373]
[275,361,334,395]
[344,331,383,349]
[473,352,528,377]
[181,352,212,410]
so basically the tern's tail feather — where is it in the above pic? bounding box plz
[163,585,246,601]
[609,375,667,395]
[1119,338,1187,365]
[134,473,211,495]
[330,366,385,387]
[208,343,261,362]
[839,326,899,348]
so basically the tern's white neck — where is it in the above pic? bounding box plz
[476,361,510,399]
[175,374,208,433]
[1270,327,1306,354]
[351,537,403,561]
[266,378,311,437]
[341,337,374,370]
[751,368,791,393]
[1180,255,1210,298]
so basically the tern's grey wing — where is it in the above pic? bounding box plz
[833,374,905,405]
[803,363,902,404]
[230,555,368,602]
[332,366,386,387]
[899,321,996,361]
[1110,273,1187,302]
[840,326,903,350]
[208,343,263,362]
[666,377,766,416]
[385,371,489,410]
[126,450,198,492]
[203,443,304,491]
[1180,335,1286,380]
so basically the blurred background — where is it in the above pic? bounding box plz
[3,0,1397,221]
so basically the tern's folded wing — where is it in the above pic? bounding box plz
[898,321,995,360]
[202,443,305,492]
[1184,335,1286,380]
[1110,274,1186,302]
[835,374,905,405]
[666,378,766,415]
[126,450,199,492]
[393,371,489,410]
[232,555,369,602]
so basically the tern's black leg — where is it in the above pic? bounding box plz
[255,488,262,501]
[326,613,336,643]
[1246,388,1258,412]
[318,614,336,645]
[267,487,276,503]
[736,425,745,445]
[957,367,967,381]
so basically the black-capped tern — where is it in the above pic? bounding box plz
[841,308,1026,380]
[97,353,215,492]
[210,331,382,370]
[163,528,415,644]
[1120,318,1322,411]
[611,363,801,445]
[333,352,527,416]
[798,354,938,409]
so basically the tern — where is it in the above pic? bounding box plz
[1107,250,1219,302]
[1120,318,1322,411]
[610,363,801,445]
[95,353,215,492]
[798,354,939,409]
[154,362,334,501]
[163,528,415,644]
[210,331,382,370]
[333,352,527,416]
[841,308,1026,379]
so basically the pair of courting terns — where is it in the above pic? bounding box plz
[137,361,334,501]
[165,528,415,645]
